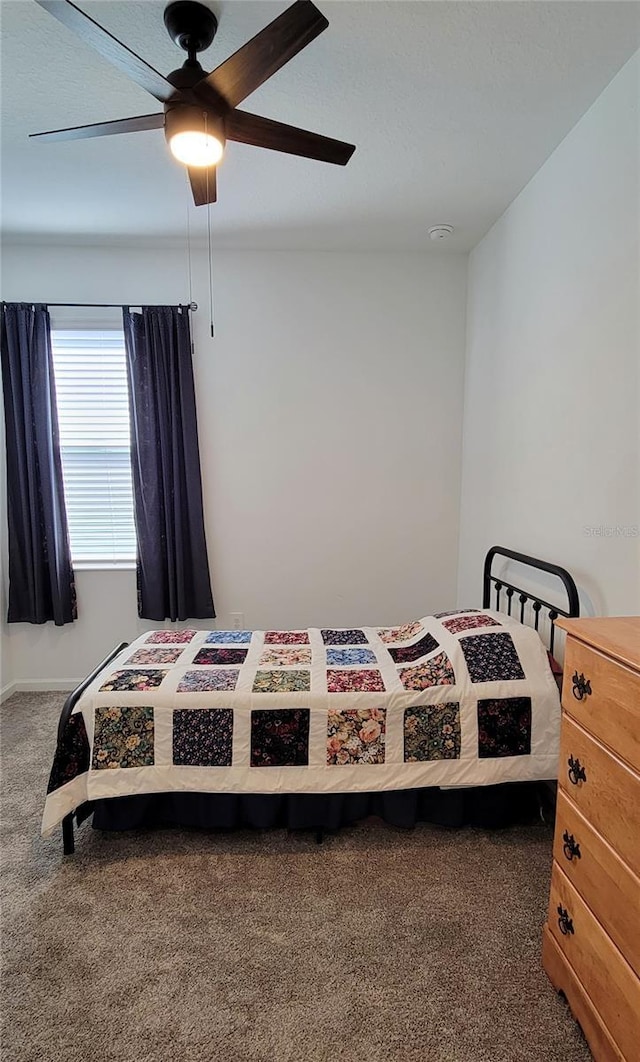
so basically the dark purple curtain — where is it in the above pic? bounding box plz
[123,305,215,621]
[0,303,76,624]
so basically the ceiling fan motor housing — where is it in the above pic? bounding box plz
[164,1,218,55]
[166,59,207,90]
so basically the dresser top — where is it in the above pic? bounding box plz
[556,617,640,672]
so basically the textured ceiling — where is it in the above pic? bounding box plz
[1,0,639,250]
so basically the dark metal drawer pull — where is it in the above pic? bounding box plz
[572,672,592,701]
[562,831,581,861]
[557,905,574,936]
[567,755,587,785]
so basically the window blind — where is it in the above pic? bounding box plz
[51,330,136,564]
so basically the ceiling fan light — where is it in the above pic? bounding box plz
[165,105,225,167]
[169,130,224,167]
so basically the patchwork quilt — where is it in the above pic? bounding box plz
[42,610,561,836]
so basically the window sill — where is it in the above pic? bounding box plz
[73,561,136,571]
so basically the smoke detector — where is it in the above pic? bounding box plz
[428,224,454,241]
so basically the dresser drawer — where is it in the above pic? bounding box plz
[559,716,640,880]
[553,790,640,978]
[542,928,624,1062]
[563,638,640,774]
[548,864,640,1062]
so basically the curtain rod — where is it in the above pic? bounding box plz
[3,301,198,310]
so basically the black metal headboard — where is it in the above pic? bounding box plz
[482,546,580,656]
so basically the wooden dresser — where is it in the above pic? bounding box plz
[542,617,640,1061]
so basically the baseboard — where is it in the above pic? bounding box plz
[1,679,78,702]
[0,681,18,703]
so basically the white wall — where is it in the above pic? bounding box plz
[0,244,468,686]
[458,52,640,617]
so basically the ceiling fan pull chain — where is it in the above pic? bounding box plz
[185,193,194,312]
[207,199,216,339]
[204,112,216,339]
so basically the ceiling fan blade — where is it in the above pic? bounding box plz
[30,113,165,143]
[225,110,356,166]
[34,0,179,104]
[196,0,328,109]
[188,166,217,207]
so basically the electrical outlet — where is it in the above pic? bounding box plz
[230,612,244,631]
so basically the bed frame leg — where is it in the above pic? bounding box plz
[62,814,75,856]
[315,828,324,845]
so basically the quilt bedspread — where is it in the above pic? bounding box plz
[42,610,561,836]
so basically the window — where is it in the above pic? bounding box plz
[51,330,136,565]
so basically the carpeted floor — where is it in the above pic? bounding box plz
[1,692,592,1062]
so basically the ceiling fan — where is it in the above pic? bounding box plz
[30,0,356,206]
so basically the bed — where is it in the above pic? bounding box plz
[43,546,580,854]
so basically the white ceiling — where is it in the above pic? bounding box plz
[1,0,639,250]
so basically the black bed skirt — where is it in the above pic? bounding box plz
[84,782,552,835]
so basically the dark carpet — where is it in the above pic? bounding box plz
[1,691,591,1062]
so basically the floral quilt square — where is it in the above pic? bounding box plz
[460,633,525,682]
[92,706,154,770]
[252,671,311,693]
[99,669,166,692]
[326,669,385,693]
[177,670,239,692]
[321,629,368,645]
[477,697,532,757]
[326,648,378,667]
[205,630,252,644]
[145,630,197,644]
[398,652,456,690]
[259,647,313,667]
[327,708,386,765]
[387,633,440,664]
[192,647,248,666]
[264,631,310,644]
[377,621,425,644]
[250,709,310,767]
[404,704,461,761]
[47,713,90,793]
[173,709,234,766]
[125,647,183,666]
[434,610,479,618]
[442,614,500,634]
